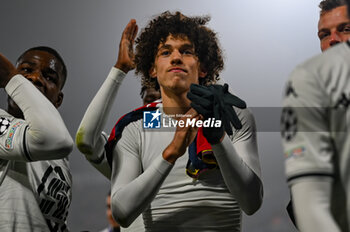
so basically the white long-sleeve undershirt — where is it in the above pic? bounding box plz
[76,67,125,178]
[76,67,263,229]
[110,108,263,228]
[291,177,341,232]
[1,74,73,161]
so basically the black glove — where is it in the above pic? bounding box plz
[187,83,246,143]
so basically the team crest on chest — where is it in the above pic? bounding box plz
[0,117,11,137]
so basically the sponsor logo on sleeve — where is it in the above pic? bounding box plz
[284,146,306,159]
[285,81,298,98]
[334,92,350,109]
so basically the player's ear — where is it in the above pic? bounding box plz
[198,65,207,79]
[55,92,64,108]
[149,65,157,78]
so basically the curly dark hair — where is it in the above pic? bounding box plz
[135,11,224,90]
[319,0,346,14]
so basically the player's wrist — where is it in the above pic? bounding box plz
[114,62,131,74]
[1,71,17,88]
[162,145,181,164]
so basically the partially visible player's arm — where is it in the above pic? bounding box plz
[2,74,73,161]
[110,123,173,228]
[282,66,337,230]
[211,109,263,215]
[111,110,199,227]
[76,19,138,178]
[187,83,262,215]
[76,67,125,178]
[290,177,340,232]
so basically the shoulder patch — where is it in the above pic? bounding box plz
[284,146,306,159]
[0,117,11,137]
[5,121,23,149]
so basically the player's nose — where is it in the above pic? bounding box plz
[329,32,341,47]
[170,50,183,65]
[26,72,45,90]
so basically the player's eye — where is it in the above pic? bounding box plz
[43,74,57,84]
[160,50,170,56]
[45,76,54,81]
[21,67,32,73]
[343,24,350,32]
[182,49,194,55]
[318,32,329,40]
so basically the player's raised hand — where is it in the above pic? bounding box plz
[0,53,17,88]
[163,108,202,164]
[115,19,138,73]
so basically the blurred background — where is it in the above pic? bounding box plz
[0,0,321,231]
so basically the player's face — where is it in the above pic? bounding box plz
[9,50,64,110]
[318,5,350,51]
[150,35,206,95]
[143,87,161,105]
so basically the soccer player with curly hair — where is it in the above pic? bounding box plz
[77,11,262,231]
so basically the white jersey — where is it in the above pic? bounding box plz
[0,75,73,232]
[27,159,72,231]
[282,41,350,231]
[110,104,261,231]
[76,67,262,231]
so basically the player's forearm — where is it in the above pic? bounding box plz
[212,135,263,215]
[5,74,73,160]
[291,177,340,232]
[84,132,111,179]
[111,155,173,227]
[76,67,125,157]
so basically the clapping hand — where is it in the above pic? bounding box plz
[0,53,17,88]
[115,19,138,73]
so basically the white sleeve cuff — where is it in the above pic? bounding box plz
[109,67,126,84]
[157,155,174,175]
[5,74,31,95]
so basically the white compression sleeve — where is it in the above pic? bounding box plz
[291,177,340,232]
[4,74,73,161]
[206,79,263,215]
[212,134,263,215]
[111,154,173,228]
[76,67,125,178]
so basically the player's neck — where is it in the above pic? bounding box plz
[161,92,191,118]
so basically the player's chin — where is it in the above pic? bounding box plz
[164,76,194,92]
[170,72,188,81]
[170,81,192,92]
